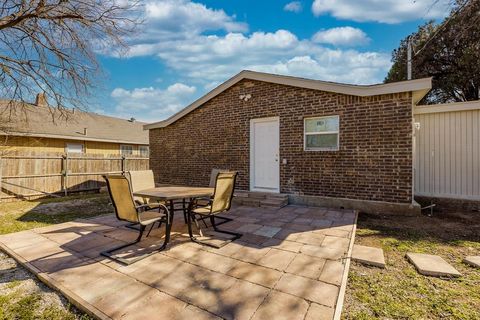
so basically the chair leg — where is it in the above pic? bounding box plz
[182,199,188,224]
[188,213,242,249]
[125,222,141,230]
[136,224,146,242]
[187,205,195,240]
[197,215,232,228]
[210,216,217,231]
[101,221,170,265]
[146,222,156,237]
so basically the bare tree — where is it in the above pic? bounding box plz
[0,0,140,117]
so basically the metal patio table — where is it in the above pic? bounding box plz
[133,186,214,245]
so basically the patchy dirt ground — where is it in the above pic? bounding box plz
[343,209,480,319]
[0,194,112,234]
[0,194,111,319]
[0,252,93,320]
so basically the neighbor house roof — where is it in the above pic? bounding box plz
[0,100,148,145]
[144,70,432,130]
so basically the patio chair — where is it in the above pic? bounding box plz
[127,169,187,224]
[195,168,233,227]
[187,171,242,248]
[101,175,171,265]
[126,170,163,208]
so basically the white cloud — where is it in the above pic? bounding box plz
[102,1,396,121]
[311,0,451,23]
[127,29,390,85]
[312,27,370,46]
[110,83,196,121]
[284,1,303,13]
[144,0,247,33]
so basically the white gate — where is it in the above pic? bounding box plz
[414,101,480,200]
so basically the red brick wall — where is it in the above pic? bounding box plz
[150,79,413,203]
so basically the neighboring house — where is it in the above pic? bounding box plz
[0,94,149,157]
[145,70,432,214]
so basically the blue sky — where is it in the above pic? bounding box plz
[95,0,451,122]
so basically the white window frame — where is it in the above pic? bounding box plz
[304,115,340,151]
[120,144,134,156]
[139,145,149,157]
[65,143,84,154]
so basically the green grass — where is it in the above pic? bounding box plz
[0,194,112,235]
[343,212,480,320]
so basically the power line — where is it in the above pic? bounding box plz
[413,0,470,56]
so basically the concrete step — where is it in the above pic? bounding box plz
[233,191,288,208]
[260,198,288,208]
[241,198,262,207]
[234,191,250,198]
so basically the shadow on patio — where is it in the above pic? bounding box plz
[0,205,356,320]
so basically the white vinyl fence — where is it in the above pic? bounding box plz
[414,101,480,200]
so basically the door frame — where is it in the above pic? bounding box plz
[249,116,280,193]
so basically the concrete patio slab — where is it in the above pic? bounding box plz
[0,205,357,320]
[463,256,480,268]
[351,245,386,268]
[406,252,462,277]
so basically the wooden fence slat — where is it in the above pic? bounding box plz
[0,152,149,201]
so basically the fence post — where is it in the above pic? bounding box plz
[121,155,126,175]
[62,154,68,196]
[0,157,3,202]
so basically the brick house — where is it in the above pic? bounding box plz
[145,71,431,214]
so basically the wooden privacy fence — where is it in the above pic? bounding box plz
[414,101,480,200]
[0,152,149,201]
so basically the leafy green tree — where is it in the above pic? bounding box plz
[385,0,480,104]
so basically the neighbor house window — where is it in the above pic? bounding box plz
[120,145,133,156]
[139,146,149,157]
[65,143,84,154]
[304,115,339,151]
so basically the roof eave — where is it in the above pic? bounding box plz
[4,131,149,145]
[144,71,433,130]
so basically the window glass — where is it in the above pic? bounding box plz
[306,134,338,149]
[66,143,83,153]
[304,115,339,151]
[305,116,339,133]
[120,145,133,156]
[139,146,149,157]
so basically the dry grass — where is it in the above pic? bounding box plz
[343,210,480,319]
[0,194,111,235]
[0,194,111,320]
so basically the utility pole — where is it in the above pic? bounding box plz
[407,36,412,80]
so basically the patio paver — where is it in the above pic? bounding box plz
[0,205,357,320]
[251,291,309,320]
[305,303,335,320]
[351,244,386,268]
[463,256,480,268]
[406,252,461,277]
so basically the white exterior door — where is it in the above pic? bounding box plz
[250,117,280,192]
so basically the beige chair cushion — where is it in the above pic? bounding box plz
[127,170,158,205]
[211,172,236,213]
[105,175,139,223]
[209,168,229,187]
[193,206,212,215]
[138,209,163,226]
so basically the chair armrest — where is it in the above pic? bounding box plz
[136,203,170,224]
[135,204,152,212]
[193,197,213,207]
